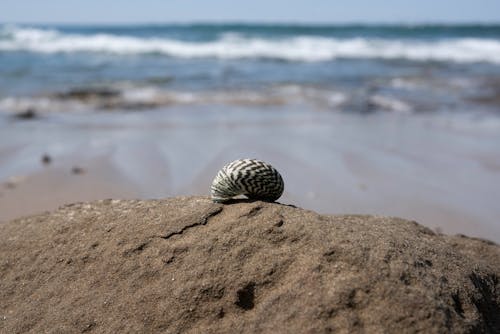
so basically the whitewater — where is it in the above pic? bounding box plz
[2,25,500,63]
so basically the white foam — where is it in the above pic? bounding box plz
[0,96,90,113]
[369,95,413,113]
[390,78,422,90]
[2,26,500,63]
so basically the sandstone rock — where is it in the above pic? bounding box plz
[0,196,498,333]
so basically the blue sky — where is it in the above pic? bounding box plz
[1,0,500,24]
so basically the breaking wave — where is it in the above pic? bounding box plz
[1,26,500,63]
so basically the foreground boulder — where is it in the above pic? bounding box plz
[0,196,499,333]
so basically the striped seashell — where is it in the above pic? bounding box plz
[211,159,284,203]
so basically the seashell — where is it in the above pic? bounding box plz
[211,159,284,203]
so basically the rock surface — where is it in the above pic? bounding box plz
[0,196,499,334]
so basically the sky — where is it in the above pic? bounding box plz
[1,0,500,24]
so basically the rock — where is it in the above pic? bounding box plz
[55,88,120,101]
[71,166,85,175]
[0,196,498,334]
[12,108,37,120]
[52,87,163,111]
[41,154,52,165]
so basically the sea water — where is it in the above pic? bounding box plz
[1,23,500,115]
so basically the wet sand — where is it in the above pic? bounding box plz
[0,156,140,221]
[1,105,499,242]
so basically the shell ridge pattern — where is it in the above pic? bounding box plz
[211,159,284,202]
[212,169,238,198]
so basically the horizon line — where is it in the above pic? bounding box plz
[2,19,500,27]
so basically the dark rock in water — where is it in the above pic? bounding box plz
[100,100,163,110]
[13,108,37,120]
[0,197,498,333]
[53,87,164,111]
[71,166,85,175]
[41,154,52,165]
[145,76,173,85]
[55,87,120,101]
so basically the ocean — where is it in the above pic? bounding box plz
[1,24,500,241]
[1,23,500,115]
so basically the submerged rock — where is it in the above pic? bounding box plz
[71,166,85,175]
[12,108,38,120]
[41,154,52,165]
[0,196,498,333]
[55,88,120,101]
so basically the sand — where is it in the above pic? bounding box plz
[1,105,500,242]
[0,156,140,222]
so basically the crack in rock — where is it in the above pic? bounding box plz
[160,207,223,240]
[239,205,263,219]
[123,240,151,257]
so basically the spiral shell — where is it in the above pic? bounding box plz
[211,159,284,203]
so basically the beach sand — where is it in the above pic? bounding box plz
[0,156,140,221]
[1,105,499,242]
